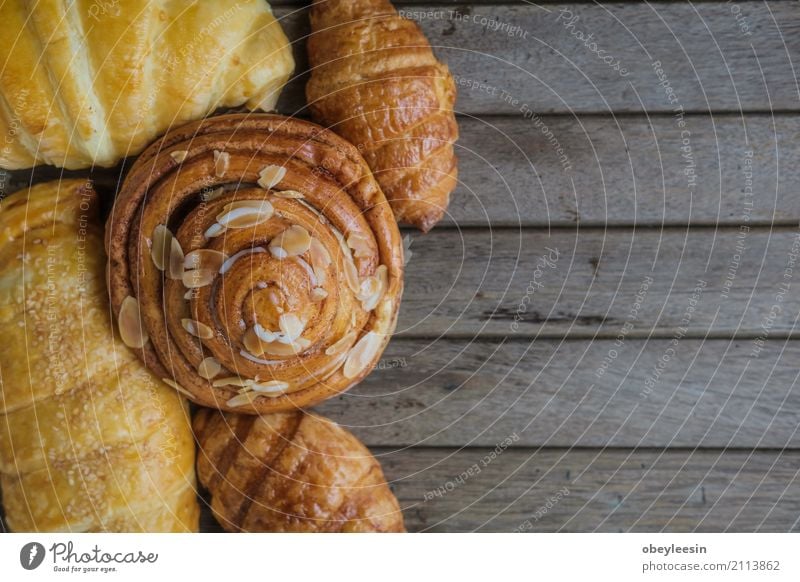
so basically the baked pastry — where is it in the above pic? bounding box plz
[106,113,403,414]
[306,0,459,232]
[195,408,405,532]
[0,180,199,532]
[0,0,294,170]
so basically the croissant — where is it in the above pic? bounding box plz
[195,408,405,532]
[0,180,199,532]
[0,0,294,170]
[106,113,404,414]
[306,0,459,232]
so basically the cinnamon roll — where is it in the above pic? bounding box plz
[106,114,403,414]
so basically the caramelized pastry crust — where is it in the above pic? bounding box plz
[106,114,404,414]
[306,0,459,232]
[0,0,294,170]
[195,409,405,532]
[0,180,199,532]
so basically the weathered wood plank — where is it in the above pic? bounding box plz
[316,337,800,448]
[378,448,800,532]
[200,448,800,532]
[5,113,796,228]
[443,113,799,227]
[275,2,800,115]
[396,227,800,337]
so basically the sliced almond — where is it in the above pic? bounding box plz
[184,288,197,301]
[257,165,287,189]
[118,296,148,349]
[151,224,172,271]
[325,330,357,356]
[279,313,305,342]
[347,231,372,258]
[213,376,252,388]
[226,392,256,408]
[261,337,311,356]
[243,327,264,356]
[273,190,303,199]
[162,378,193,399]
[182,318,214,339]
[170,150,189,163]
[268,290,282,306]
[360,265,388,311]
[204,222,226,239]
[344,258,360,295]
[216,201,273,229]
[309,237,331,284]
[254,323,278,343]
[311,287,328,302]
[250,380,290,394]
[343,331,381,379]
[270,246,288,259]
[214,150,230,177]
[167,236,184,280]
[184,249,227,272]
[220,247,266,275]
[269,225,311,258]
[182,268,215,288]
[197,357,222,380]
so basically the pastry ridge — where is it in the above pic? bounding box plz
[195,409,406,532]
[306,0,459,232]
[0,0,294,170]
[0,179,199,532]
[105,113,404,414]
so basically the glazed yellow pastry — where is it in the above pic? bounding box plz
[0,180,199,532]
[0,0,294,170]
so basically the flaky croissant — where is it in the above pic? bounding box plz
[195,409,405,532]
[0,180,199,532]
[0,0,294,170]
[106,113,403,414]
[306,0,459,232]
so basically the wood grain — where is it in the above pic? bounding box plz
[316,337,800,448]
[5,113,797,228]
[379,448,800,532]
[445,113,800,227]
[397,227,800,337]
[274,2,800,115]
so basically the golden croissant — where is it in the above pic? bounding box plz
[105,113,404,414]
[0,0,294,170]
[0,180,199,532]
[195,409,405,532]
[306,0,459,232]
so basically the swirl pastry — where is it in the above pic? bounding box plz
[106,114,403,414]
[195,409,405,532]
[306,0,459,232]
[0,180,199,532]
[0,0,294,170]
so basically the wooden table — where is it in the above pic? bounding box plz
[2,0,799,532]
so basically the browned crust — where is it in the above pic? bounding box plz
[306,0,459,232]
[106,113,404,414]
[195,408,406,532]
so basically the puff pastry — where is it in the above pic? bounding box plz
[105,113,404,414]
[0,180,199,532]
[195,409,405,532]
[0,0,294,170]
[306,0,459,232]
